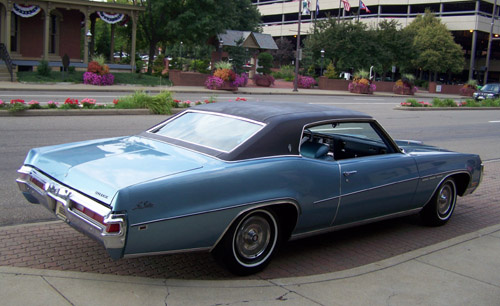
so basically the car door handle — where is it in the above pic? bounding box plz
[343,171,358,177]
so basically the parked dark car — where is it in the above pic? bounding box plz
[16,102,483,275]
[473,83,500,100]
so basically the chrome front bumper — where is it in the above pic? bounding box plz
[16,165,126,259]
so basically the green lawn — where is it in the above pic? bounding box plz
[16,71,171,86]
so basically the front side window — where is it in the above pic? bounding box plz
[301,121,395,160]
[151,112,264,152]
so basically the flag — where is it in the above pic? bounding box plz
[302,0,310,15]
[360,1,371,13]
[316,0,320,16]
[342,0,350,12]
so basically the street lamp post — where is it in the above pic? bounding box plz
[219,38,224,62]
[293,0,303,92]
[320,49,325,76]
[86,30,92,59]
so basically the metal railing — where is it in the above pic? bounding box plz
[0,43,14,82]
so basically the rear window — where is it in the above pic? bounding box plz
[151,112,264,152]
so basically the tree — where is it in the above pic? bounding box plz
[373,20,415,78]
[404,9,464,81]
[137,0,261,73]
[304,19,375,73]
[271,37,294,66]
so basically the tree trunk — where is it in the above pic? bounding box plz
[109,24,115,62]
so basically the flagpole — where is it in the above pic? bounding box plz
[293,0,302,92]
[338,0,341,23]
[358,0,361,21]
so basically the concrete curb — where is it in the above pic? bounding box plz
[0,108,186,117]
[395,106,500,111]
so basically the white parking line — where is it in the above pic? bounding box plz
[489,121,500,123]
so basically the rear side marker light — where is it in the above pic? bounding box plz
[105,223,121,233]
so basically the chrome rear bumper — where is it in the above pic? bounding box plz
[16,165,126,259]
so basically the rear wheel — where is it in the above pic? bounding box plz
[213,209,281,276]
[421,178,457,226]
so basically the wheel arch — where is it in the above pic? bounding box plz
[449,172,471,197]
[210,200,300,252]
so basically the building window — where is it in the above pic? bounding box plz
[49,14,58,54]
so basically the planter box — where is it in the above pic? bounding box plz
[254,77,273,87]
[350,85,373,94]
[428,82,463,95]
[460,87,476,97]
[393,86,414,95]
[219,81,238,91]
[169,70,210,86]
[318,77,350,90]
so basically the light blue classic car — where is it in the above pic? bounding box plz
[16,102,483,275]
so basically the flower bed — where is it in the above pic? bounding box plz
[83,60,114,86]
[348,79,376,94]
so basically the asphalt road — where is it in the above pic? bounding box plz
[1,95,499,227]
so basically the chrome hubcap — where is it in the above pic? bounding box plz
[437,184,452,215]
[235,215,271,260]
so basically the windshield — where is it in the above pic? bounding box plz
[151,112,264,152]
[481,84,499,92]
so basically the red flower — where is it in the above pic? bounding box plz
[10,99,25,104]
[64,98,79,105]
[113,99,119,105]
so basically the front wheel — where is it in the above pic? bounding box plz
[421,178,457,226]
[213,209,281,276]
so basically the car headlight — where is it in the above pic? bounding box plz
[487,93,494,98]
[473,92,478,97]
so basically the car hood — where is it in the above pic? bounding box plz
[24,136,206,204]
[395,139,451,154]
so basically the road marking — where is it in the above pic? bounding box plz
[353,98,385,101]
[489,121,500,123]
[309,102,397,105]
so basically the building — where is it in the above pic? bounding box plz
[253,0,500,82]
[0,0,144,80]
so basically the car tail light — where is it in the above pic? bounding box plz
[105,223,121,233]
[73,203,105,224]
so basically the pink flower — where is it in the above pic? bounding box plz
[28,100,39,105]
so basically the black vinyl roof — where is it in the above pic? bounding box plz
[193,101,371,124]
[146,102,373,161]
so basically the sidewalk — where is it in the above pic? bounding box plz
[1,224,499,305]
[0,80,463,100]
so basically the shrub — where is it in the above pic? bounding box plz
[272,65,294,81]
[297,75,316,88]
[253,74,275,86]
[432,98,457,107]
[37,60,51,77]
[257,52,273,75]
[152,54,166,76]
[191,59,210,73]
[323,62,337,79]
[214,61,233,70]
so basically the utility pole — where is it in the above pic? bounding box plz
[293,0,303,92]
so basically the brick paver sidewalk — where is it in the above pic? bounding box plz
[1,162,498,280]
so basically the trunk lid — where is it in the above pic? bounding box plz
[25,136,205,204]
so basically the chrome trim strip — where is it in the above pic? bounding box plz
[130,198,300,227]
[421,171,470,206]
[339,176,420,198]
[124,247,211,258]
[290,208,421,241]
[16,165,126,251]
[313,195,340,205]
